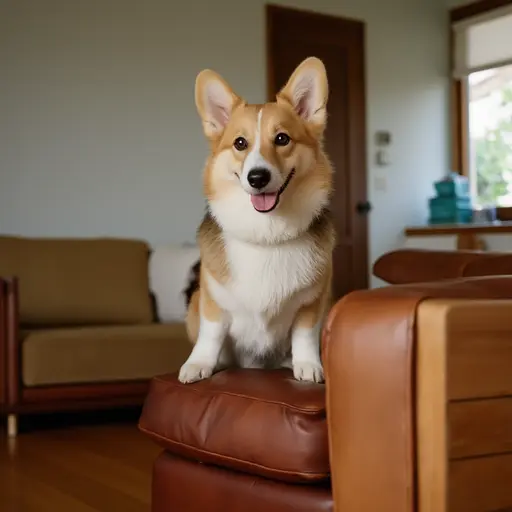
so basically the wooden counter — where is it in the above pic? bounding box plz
[404,222,512,251]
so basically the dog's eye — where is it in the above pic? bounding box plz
[274,132,291,146]
[233,137,248,151]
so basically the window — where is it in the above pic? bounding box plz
[468,64,512,207]
[451,1,512,214]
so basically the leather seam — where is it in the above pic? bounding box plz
[404,296,417,510]
[139,424,330,479]
[152,377,325,414]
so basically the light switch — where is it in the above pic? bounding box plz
[376,149,391,166]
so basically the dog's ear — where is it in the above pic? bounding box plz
[277,57,329,131]
[195,70,241,139]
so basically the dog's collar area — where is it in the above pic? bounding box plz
[252,168,295,213]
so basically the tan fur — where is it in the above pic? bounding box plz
[180,57,335,384]
[185,290,200,342]
[192,55,334,326]
[186,269,224,343]
[203,102,332,206]
[191,206,336,333]
[293,265,333,329]
[197,214,229,283]
[195,69,243,144]
[199,271,223,322]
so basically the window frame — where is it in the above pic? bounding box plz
[450,0,512,220]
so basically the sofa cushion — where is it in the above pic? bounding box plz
[22,323,192,386]
[138,369,329,484]
[0,236,154,326]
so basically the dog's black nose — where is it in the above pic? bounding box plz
[247,168,271,190]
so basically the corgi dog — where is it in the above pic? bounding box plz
[179,57,335,384]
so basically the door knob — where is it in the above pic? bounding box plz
[356,201,372,214]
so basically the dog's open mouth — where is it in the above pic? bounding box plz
[251,169,295,213]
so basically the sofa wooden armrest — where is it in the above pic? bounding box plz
[323,276,512,512]
[0,277,20,436]
[2,272,153,412]
[0,274,188,433]
[0,277,19,408]
[417,299,512,512]
[0,236,195,437]
[0,279,7,409]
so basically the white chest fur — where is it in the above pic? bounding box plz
[206,236,324,362]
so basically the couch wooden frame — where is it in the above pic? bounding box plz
[0,277,151,437]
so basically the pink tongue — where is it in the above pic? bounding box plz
[251,192,279,212]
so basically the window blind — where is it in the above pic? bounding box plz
[453,4,512,77]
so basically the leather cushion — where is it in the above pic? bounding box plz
[139,369,329,483]
[152,452,332,512]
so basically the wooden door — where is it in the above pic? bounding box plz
[267,5,369,300]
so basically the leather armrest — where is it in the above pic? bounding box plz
[373,249,508,284]
[463,253,512,277]
[322,276,512,512]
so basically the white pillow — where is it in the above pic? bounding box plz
[149,244,200,322]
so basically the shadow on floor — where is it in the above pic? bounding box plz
[7,407,143,435]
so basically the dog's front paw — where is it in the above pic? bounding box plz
[178,363,214,384]
[293,361,324,383]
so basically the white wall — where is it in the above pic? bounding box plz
[0,0,450,286]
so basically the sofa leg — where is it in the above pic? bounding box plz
[7,414,18,438]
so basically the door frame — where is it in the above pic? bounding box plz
[265,4,369,293]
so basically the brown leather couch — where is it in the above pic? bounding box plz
[139,249,512,512]
[0,235,192,437]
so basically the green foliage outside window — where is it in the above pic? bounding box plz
[474,86,512,206]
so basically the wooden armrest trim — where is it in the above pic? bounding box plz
[0,281,6,407]
[417,300,512,512]
[323,277,512,512]
[4,278,20,406]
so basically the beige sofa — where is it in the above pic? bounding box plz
[0,235,192,436]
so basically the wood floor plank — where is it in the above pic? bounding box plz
[44,424,159,470]
[0,422,158,512]
[24,436,152,502]
[0,461,97,512]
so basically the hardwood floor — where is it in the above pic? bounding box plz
[0,415,160,511]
